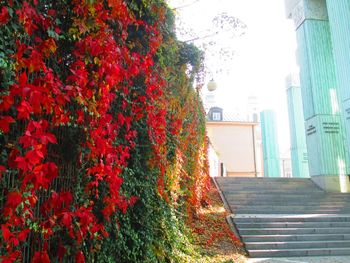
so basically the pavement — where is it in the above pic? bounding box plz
[247,256,350,263]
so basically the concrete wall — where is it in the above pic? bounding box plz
[206,121,261,177]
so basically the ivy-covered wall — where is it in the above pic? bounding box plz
[0,0,209,262]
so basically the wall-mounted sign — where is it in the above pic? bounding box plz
[306,124,316,136]
[322,122,340,134]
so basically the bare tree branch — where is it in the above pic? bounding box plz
[172,0,200,10]
[183,31,219,43]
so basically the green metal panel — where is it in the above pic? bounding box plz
[326,0,350,170]
[326,0,350,100]
[291,148,309,178]
[260,110,281,177]
[296,16,349,178]
[305,115,347,176]
[264,158,282,177]
[296,20,339,119]
[286,85,309,177]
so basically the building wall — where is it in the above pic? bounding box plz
[295,3,348,178]
[208,143,220,177]
[260,110,281,177]
[326,0,350,173]
[285,0,350,192]
[206,122,260,177]
[286,77,310,178]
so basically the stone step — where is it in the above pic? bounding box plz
[221,189,322,193]
[232,211,350,215]
[219,180,313,183]
[234,215,350,223]
[230,206,350,213]
[225,195,350,199]
[218,181,318,185]
[224,193,350,198]
[220,184,316,188]
[236,221,350,229]
[216,176,350,257]
[218,184,319,189]
[226,197,350,203]
[222,191,326,197]
[222,191,326,196]
[227,201,350,206]
[231,210,350,214]
[231,203,350,208]
[216,177,312,183]
[218,181,317,186]
[238,227,350,235]
[248,247,350,257]
[227,200,350,205]
[245,240,350,250]
[221,188,321,193]
[231,206,350,211]
[241,233,350,242]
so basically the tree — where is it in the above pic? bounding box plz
[167,0,247,79]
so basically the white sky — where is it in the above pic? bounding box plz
[168,0,299,155]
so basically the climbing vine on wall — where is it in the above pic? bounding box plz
[0,0,209,262]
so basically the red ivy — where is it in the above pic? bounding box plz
[0,6,9,25]
[0,0,209,261]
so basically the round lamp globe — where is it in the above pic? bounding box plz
[207,79,217,92]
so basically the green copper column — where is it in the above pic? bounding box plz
[286,75,309,178]
[260,110,281,177]
[285,0,349,192]
[326,0,350,172]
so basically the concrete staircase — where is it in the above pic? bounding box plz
[215,177,350,257]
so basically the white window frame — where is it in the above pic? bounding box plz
[212,112,221,121]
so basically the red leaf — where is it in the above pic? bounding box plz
[60,191,73,206]
[17,100,32,120]
[0,165,5,178]
[0,6,9,25]
[41,133,57,145]
[75,251,85,263]
[8,149,19,168]
[1,224,12,241]
[0,95,14,111]
[19,71,28,87]
[39,38,57,57]
[25,49,45,72]
[18,229,30,242]
[29,91,43,114]
[77,110,84,124]
[57,243,66,260]
[47,162,58,180]
[0,116,15,133]
[47,133,57,144]
[48,9,56,16]
[1,250,21,263]
[16,2,39,36]
[5,191,22,208]
[129,196,138,206]
[25,149,44,165]
[61,212,72,228]
[19,132,33,148]
[15,156,30,171]
[32,250,50,263]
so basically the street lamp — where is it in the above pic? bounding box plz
[207,79,217,92]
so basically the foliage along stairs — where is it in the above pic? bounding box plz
[215,177,350,258]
